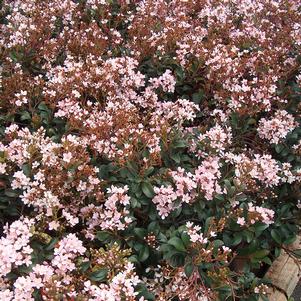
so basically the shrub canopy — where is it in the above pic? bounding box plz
[0,0,300,300]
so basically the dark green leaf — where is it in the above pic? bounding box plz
[251,249,270,259]
[141,182,155,198]
[79,260,91,272]
[168,237,186,252]
[134,228,147,240]
[138,245,150,262]
[271,229,282,244]
[89,268,108,282]
[293,249,301,258]
[184,263,194,277]
[96,231,112,242]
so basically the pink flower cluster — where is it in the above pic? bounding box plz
[186,222,208,244]
[0,218,33,277]
[2,125,104,224]
[185,222,231,264]
[198,125,232,155]
[0,232,142,301]
[99,185,133,231]
[80,185,132,239]
[84,263,142,301]
[231,153,283,187]
[152,185,178,219]
[149,70,176,93]
[170,167,197,203]
[52,233,86,273]
[152,158,223,218]
[258,110,298,144]
[247,203,275,225]
[194,157,222,200]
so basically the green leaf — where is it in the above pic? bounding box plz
[271,229,282,245]
[38,102,50,112]
[238,241,258,256]
[251,249,270,259]
[213,240,224,249]
[292,249,301,258]
[280,148,289,156]
[148,221,159,235]
[283,236,296,245]
[168,237,186,252]
[136,284,156,300]
[98,164,110,179]
[274,247,281,257]
[184,262,194,277]
[128,255,139,263]
[88,268,108,282]
[231,233,243,246]
[215,285,232,298]
[181,232,191,248]
[79,260,91,272]
[204,216,213,233]
[133,242,144,252]
[230,113,239,128]
[244,230,254,243]
[262,257,272,265]
[130,197,140,208]
[4,189,19,198]
[22,164,31,177]
[253,223,269,236]
[275,144,284,153]
[173,140,187,148]
[45,238,59,251]
[141,182,155,198]
[134,228,147,240]
[192,90,204,104]
[169,253,185,267]
[96,231,112,242]
[144,167,154,176]
[138,245,150,262]
[175,67,185,80]
[20,111,31,121]
[170,152,181,163]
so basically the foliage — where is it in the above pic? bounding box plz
[0,0,300,300]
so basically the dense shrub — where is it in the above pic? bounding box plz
[0,0,300,300]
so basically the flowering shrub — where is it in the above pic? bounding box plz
[0,0,300,300]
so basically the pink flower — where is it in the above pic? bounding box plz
[194,156,222,200]
[185,222,208,244]
[0,163,7,174]
[62,152,73,163]
[237,217,246,226]
[48,221,60,231]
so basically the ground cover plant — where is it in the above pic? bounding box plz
[0,0,300,300]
